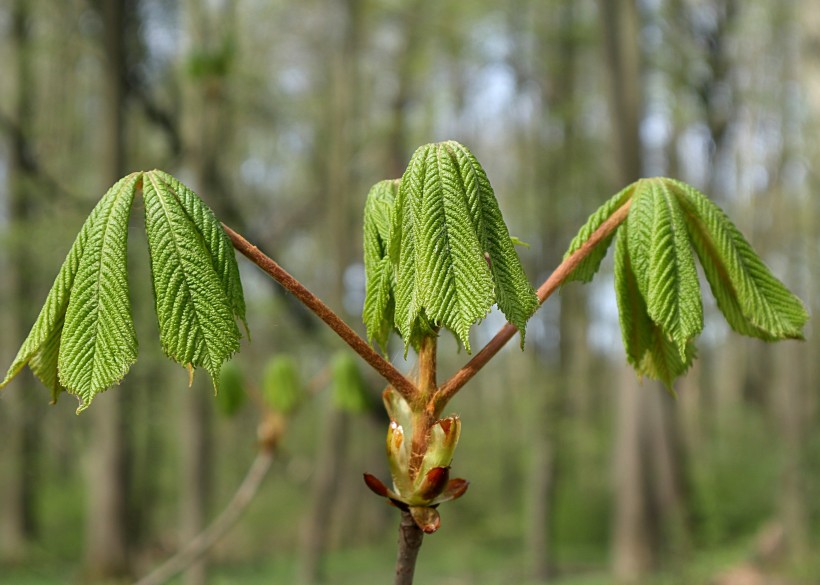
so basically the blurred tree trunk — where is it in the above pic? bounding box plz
[299,1,362,582]
[523,1,587,579]
[177,1,239,582]
[1,0,40,562]
[599,0,690,580]
[84,0,133,579]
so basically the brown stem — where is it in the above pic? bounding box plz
[394,510,424,585]
[434,198,633,408]
[409,335,437,479]
[222,223,419,404]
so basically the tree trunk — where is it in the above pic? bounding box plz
[1,0,40,562]
[599,1,691,580]
[84,0,133,580]
[299,0,361,581]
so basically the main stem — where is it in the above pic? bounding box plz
[395,510,424,585]
[395,333,438,585]
[222,224,418,404]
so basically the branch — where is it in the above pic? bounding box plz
[133,450,275,585]
[222,224,419,404]
[394,510,424,585]
[435,198,633,406]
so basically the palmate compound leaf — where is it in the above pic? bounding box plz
[565,176,805,389]
[142,171,244,392]
[1,171,247,410]
[0,173,141,407]
[362,179,399,351]
[390,141,537,353]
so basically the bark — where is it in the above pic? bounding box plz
[83,0,133,579]
[1,0,40,562]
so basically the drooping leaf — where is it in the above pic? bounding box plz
[331,352,369,413]
[363,179,399,351]
[0,175,140,403]
[669,179,808,340]
[262,355,302,414]
[562,183,634,283]
[390,141,537,352]
[57,173,141,411]
[453,144,539,346]
[626,180,702,360]
[148,170,248,336]
[143,171,241,391]
[614,224,695,389]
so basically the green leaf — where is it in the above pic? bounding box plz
[391,141,537,352]
[56,173,140,411]
[668,179,808,340]
[363,179,399,351]
[562,183,634,283]
[331,353,369,414]
[614,224,695,388]
[143,171,242,391]
[148,171,248,337]
[626,179,703,360]
[262,355,302,414]
[0,175,140,403]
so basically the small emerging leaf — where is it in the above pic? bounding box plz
[216,361,246,417]
[262,355,302,414]
[331,352,369,413]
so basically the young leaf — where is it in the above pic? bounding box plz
[262,355,302,414]
[148,171,248,336]
[669,179,808,340]
[143,171,242,391]
[562,182,634,283]
[216,360,246,417]
[614,224,695,388]
[57,173,141,411]
[363,179,399,351]
[391,141,537,352]
[331,352,369,413]
[626,179,703,360]
[0,173,140,404]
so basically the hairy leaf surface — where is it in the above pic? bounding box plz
[363,179,399,351]
[614,224,694,388]
[143,171,241,391]
[626,180,702,360]
[0,179,121,400]
[58,173,141,410]
[669,179,807,340]
[391,141,536,352]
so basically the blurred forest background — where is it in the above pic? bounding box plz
[0,0,818,584]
